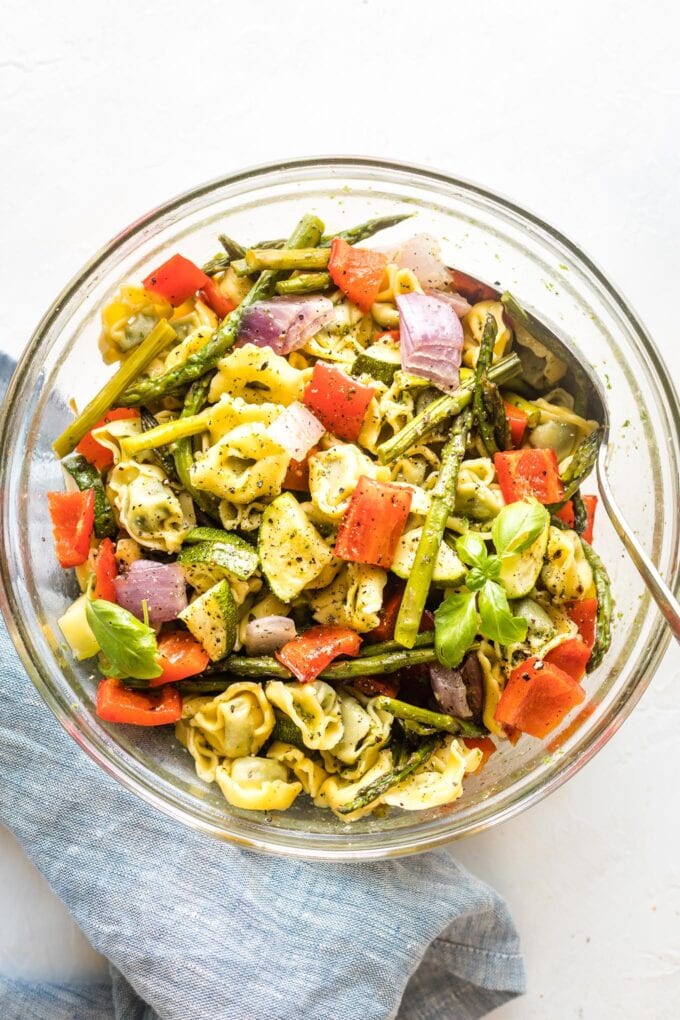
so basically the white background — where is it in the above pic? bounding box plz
[1,1,679,1016]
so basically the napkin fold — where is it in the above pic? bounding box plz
[0,355,524,1020]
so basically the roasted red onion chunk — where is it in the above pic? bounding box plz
[113,560,187,625]
[237,296,334,355]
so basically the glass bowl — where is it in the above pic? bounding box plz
[1,157,678,860]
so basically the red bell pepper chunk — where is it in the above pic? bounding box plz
[494,449,565,505]
[328,239,388,312]
[369,586,434,642]
[352,676,400,698]
[302,362,376,442]
[283,446,320,492]
[448,268,500,304]
[93,538,118,602]
[463,736,497,769]
[96,678,182,726]
[334,476,413,569]
[48,490,95,568]
[369,587,405,641]
[544,637,592,682]
[276,625,362,684]
[556,494,597,543]
[198,277,236,320]
[502,400,529,447]
[494,656,585,739]
[376,329,400,343]
[565,598,598,651]
[143,254,211,307]
[75,407,140,473]
[149,631,210,686]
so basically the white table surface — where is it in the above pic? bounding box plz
[1,1,679,1016]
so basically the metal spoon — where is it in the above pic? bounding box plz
[500,291,680,641]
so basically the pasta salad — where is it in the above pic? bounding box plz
[49,213,611,821]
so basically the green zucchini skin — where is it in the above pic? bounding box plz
[63,455,117,539]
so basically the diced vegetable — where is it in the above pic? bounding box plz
[494,449,565,505]
[302,362,376,442]
[151,631,210,685]
[142,254,210,307]
[494,657,585,739]
[244,616,297,656]
[351,675,400,698]
[448,269,500,304]
[391,528,467,585]
[557,494,598,544]
[93,538,118,602]
[544,637,591,682]
[114,560,187,625]
[503,400,529,447]
[198,278,235,319]
[327,238,388,311]
[238,296,334,355]
[282,446,319,492]
[334,476,412,569]
[276,625,362,684]
[565,598,598,651]
[96,678,182,726]
[396,292,464,392]
[63,454,117,539]
[75,407,140,473]
[57,594,100,660]
[369,587,405,641]
[266,401,326,460]
[352,342,402,385]
[178,533,259,588]
[178,579,237,662]
[47,490,95,567]
[396,233,452,291]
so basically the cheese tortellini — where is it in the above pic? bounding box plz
[462,300,513,368]
[265,680,343,751]
[209,343,311,406]
[190,423,289,504]
[540,526,596,603]
[320,689,392,770]
[314,749,395,822]
[382,737,482,810]
[215,757,302,811]
[266,742,328,799]
[185,683,275,759]
[477,642,506,738]
[309,563,387,632]
[108,461,195,553]
[454,457,505,520]
[529,396,598,462]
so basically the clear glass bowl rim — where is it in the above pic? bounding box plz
[1,155,679,860]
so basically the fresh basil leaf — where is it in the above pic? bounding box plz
[491,499,549,558]
[478,581,529,645]
[455,532,489,569]
[85,599,161,680]
[434,591,479,668]
[465,567,488,592]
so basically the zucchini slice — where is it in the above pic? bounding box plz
[178,531,259,591]
[391,527,467,585]
[352,341,402,385]
[179,579,237,661]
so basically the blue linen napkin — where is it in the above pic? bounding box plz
[0,355,524,1020]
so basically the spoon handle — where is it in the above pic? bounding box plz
[596,455,680,641]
